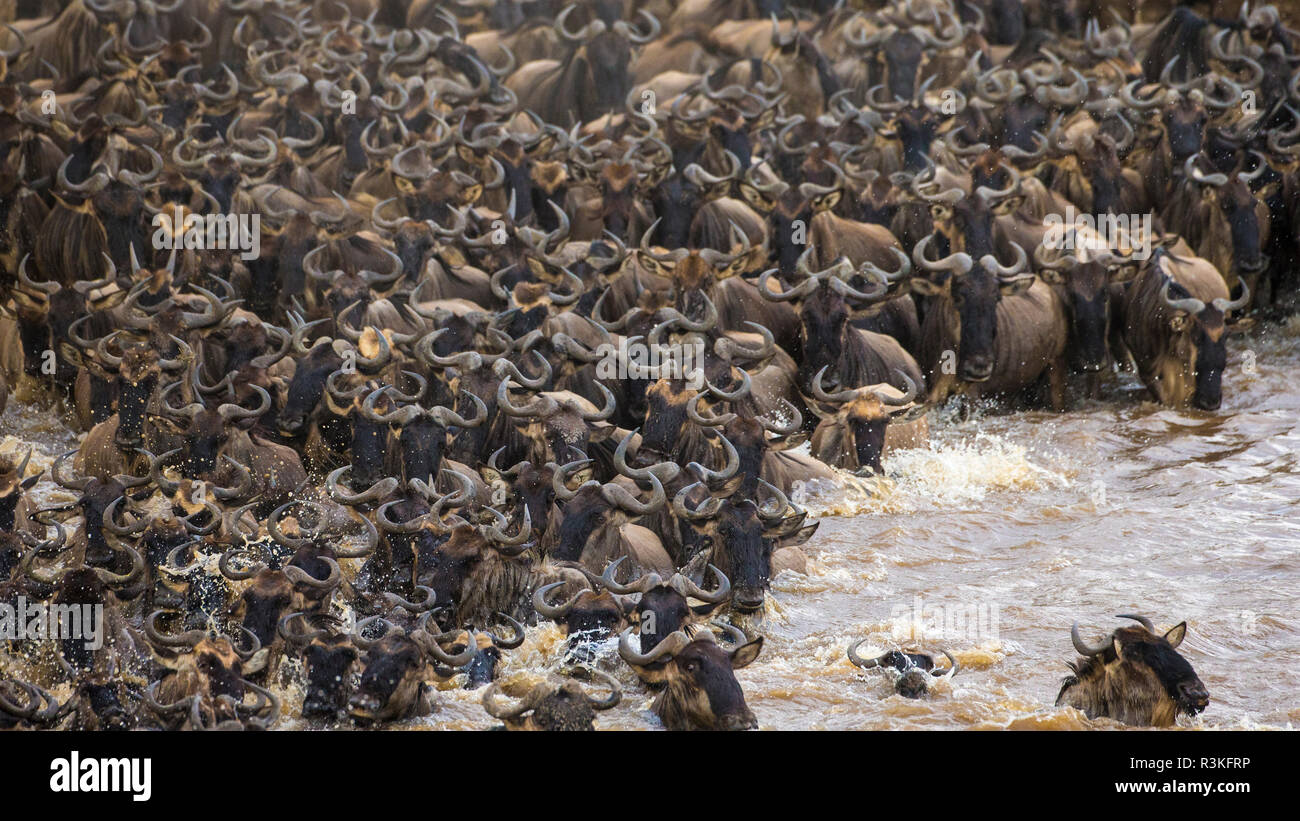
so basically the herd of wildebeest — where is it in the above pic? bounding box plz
[1,0,1293,730]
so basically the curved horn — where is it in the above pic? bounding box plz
[1071,622,1111,656]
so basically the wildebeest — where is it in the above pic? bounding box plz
[1056,615,1209,727]
[848,640,958,698]
[0,0,1288,736]
[1119,244,1249,410]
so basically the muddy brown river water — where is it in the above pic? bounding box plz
[2,317,1297,730]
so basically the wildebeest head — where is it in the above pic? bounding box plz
[879,31,926,103]
[348,633,430,724]
[359,377,486,487]
[552,6,658,120]
[1074,133,1126,217]
[637,219,749,308]
[412,518,534,626]
[596,556,731,661]
[143,622,269,728]
[848,640,958,698]
[1057,615,1209,726]
[618,623,763,730]
[583,158,642,241]
[1162,90,1208,163]
[481,670,621,731]
[1036,243,1127,373]
[159,383,271,474]
[481,453,557,535]
[809,367,921,473]
[1157,268,1249,411]
[673,481,816,613]
[646,165,704,249]
[549,455,669,564]
[77,477,137,569]
[910,170,1032,382]
[850,14,963,105]
[302,633,358,721]
[533,581,629,663]
[637,379,697,460]
[1182,155,1268,285]
[113,347,163,449]
[425,619,525,689]
[74,673,136,731]
[497,378,617,465]
[760,250,897,391]
[232,568,297,655]
[277,334,343,437]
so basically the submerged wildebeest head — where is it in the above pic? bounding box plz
[421,615,526,690]
[848,640,958,698]
[1056,614,1208,727]
[533,580,630,665]
[72,672,137,731]
[481,670,622,731]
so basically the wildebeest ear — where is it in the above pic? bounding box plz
[730,636,764,670]
[892,405,926,422]
[1227,317,1256,335]
[716,475,744,497]
[1168,313,1190,333]
[243,647,271,675]
[1109,263,1140,283]
[636,249,664,277]
[690,601,723,617]
[1111,636,1126,661]
[148,413,186,435]
[439,245,467,267]
[992,195,1024,215]
[738,184,770,211]
[456,145,478,166]
[1163,622,1187,649]
[459,183,483,205]
[479,465,503,486]
[1038,268,1064,285]
[812,190,841,213]
[908,276,946,297]
[779,522,818,547]
[999,277,1034,297]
